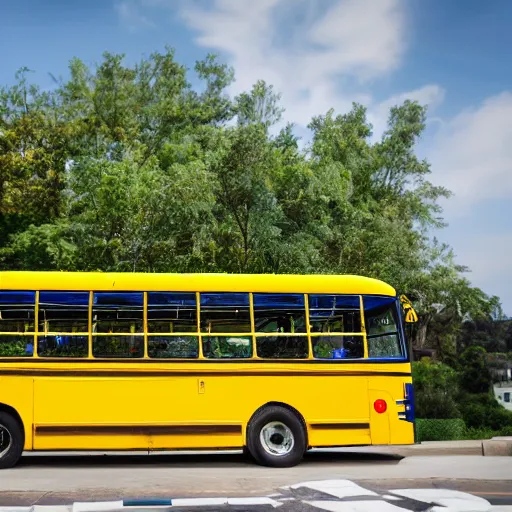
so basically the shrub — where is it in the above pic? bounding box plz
[497,425,512,436]
[416,420,512,441]
[463,427,497,440]
[416,418,466,442]
[459,392,512,430]
[412,359,460,419]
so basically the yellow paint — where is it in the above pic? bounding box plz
[400,295,418,323]
[0,271,396,295]
[0,271,413,455]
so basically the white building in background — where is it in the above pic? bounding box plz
[494,384,512,411]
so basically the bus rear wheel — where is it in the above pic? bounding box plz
[247,406,306,467]
[0,412,24,469]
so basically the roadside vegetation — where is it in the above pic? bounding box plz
[414,345,512,441]
[1,50,511,437]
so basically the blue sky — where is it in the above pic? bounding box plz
[2,0,511,314]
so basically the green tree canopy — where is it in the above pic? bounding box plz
[0,50,504,355]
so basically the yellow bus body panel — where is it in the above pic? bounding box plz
[0,272,413,454]
[0,362,413,452]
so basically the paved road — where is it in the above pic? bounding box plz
[0,473,511,510]
[0,449,511,507]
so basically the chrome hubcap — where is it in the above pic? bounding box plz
[0,425,12,459]
[260,421,294,456]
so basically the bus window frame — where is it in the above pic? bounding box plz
[0,289,409,362]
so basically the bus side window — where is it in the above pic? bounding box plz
[92,292,144,358]
[147,292,199,359]
[363,296,404,359]
[200,293,252,359]
[308,294,364,360]
[253,294,308,359]
[38,291,89,357]
[0,291,35,358]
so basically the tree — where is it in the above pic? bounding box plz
[63,153,216,273]
[0,49,505,364]
[0,69,68,246]
[459,346,492,394]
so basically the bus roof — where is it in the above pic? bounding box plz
[0,271,396,296]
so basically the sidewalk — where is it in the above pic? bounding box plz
[313,440,484,457]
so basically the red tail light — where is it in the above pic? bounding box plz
[374,399,387,414]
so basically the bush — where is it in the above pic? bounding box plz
[416,418,466,441]
[459,392,512,430]
[462,426,512,440]
[416,420,512,441]
[412,359,460,419]
[463,427,497,440]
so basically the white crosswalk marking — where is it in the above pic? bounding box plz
[289,479,379,499]
[170,497,228,506]
[227,497,282,507]
[304,501,407,512]
[73,502,124,512]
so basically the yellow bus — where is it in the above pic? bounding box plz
[0,271,415,468]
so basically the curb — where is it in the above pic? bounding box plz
[482,437,512,456]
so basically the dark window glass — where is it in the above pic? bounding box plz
[0,335,32,357]
[312,335,364,359]
[93,292,143,333]
[256,336,308,359]
[364,296,403,358]
[254,294,306,333]
[0,291,35,333]
[202,335,252,359]
[93,335,144,358]
[147,292,197,333]
[148,336,199,358]
[200,293,251,333]
[309,295,361,333]
[505,392,510,403]
[38,291,89,333]
[38,335,88,357]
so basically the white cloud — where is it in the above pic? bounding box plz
[179,0,408,127]
[307,0,405,79]
[430,92,512,214]
[116,0,444,135]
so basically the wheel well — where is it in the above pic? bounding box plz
[247,401,309,447]
[0,403,25,442]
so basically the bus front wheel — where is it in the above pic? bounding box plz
[0,412,24,469]
[247,406,306,467]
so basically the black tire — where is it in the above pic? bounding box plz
[247,406,306,468]
[242,446,254,462]
[0,412,24,469]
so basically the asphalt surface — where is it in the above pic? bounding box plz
[0,476,511,510]
[0,450,511,508]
